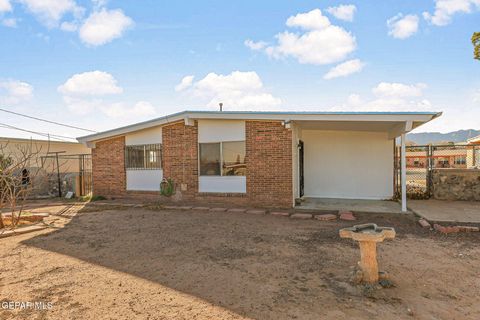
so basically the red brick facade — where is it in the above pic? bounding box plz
[91,120,294,208]
[162,121,199,199]
[92,136,126,197]
[245,121,293,207]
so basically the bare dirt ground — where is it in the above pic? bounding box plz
[1,203,480,320]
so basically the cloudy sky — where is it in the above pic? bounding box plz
[0,0,479,140]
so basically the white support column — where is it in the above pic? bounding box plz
[401,133,407,212]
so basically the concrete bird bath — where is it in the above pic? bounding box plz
[339,223,396,284]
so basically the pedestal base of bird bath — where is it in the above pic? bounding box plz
[340,223,396,284]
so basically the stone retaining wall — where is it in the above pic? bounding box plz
[432,169,480,201]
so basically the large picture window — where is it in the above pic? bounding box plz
[125,144,162,169]
[199,141,245,176]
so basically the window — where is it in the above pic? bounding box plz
[199,141,245,176]
[455,156,466,165]
[125,144,161,169]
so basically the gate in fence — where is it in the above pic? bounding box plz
[39,153,92,198]
[395,144,479,199]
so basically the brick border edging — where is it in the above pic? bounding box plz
[417,218,480,234]
[153,205,359,222]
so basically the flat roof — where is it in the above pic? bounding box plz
[77,110,442,144]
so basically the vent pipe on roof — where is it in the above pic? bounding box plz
[219,102,223,112]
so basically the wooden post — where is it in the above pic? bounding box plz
[358,241,379,283]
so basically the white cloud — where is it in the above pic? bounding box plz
[0,80,33,105]
[423,0,480,26]
[247,9,356,65]
[372,82,427,98]
[79,8,133,46]
[331,82,433,112]
[58,71,123,96]
[387,14,419,39]
[244,39,268,51]
[323,59,365,79]
[286,9,331,30]
[1,18,16,27]
[326,4,356,22]
[59,71,155,118]
[60,21,78,32]
[101,101,156,118]
[177,71,282,109]
[19,0,84,28]
[0,0,12,13]
[175,75,194,92]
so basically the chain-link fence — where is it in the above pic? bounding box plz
[395,144,479,199]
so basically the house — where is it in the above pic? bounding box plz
[406,149,468,169]
[77,110,441,210]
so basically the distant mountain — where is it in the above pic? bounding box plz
[407,129,480,145]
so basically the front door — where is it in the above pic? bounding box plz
[299,140,304,197]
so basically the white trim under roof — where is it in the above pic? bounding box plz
[77,110,442,146]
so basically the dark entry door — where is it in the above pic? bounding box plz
[299,140,304,197]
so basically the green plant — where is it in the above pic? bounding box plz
[160,178,175,197]
[79,195,107,202]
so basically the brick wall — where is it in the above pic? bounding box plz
[91,120,294,208]
[162,121,198,199]
[246,121,293,207]
[92,136,126,197]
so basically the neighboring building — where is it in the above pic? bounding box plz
[78,110,441,209]
[0,137,91,197]
[406,149,468,169]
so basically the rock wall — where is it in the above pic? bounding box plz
[432,169,480,201]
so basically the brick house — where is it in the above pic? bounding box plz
[77,110,441,209]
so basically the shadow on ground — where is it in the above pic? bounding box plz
[20,207,480,319]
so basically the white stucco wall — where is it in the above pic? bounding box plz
[197,120,246,193]
[198,119,245,142]
[125,126,163,191]
[302,130,393,199]
[199,176,246,193]
[125,126,162,145]
[126,170,163,191]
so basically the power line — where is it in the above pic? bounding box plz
[0,123,76,142]
[0,107,97,133]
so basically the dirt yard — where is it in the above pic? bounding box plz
[1,203,480,319]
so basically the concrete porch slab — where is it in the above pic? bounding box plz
[296,197,403,214]
[408,200,480,223]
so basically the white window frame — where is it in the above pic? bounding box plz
[198,140,245,177]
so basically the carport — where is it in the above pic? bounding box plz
[290,112,442,212]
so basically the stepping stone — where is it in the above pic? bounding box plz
[418,218,431,228]
[339,211,356,221]
[456,226,479,232]
[315,214,337,221]
[227,208,247,213]
[247,209,266,215]
[210,207,227,212]
[290,213,312,220]
[192,207,210,211]
[177,206,192,210]
[270,211,290,217]
[162,205,180,210]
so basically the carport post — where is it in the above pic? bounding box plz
[401,133,407,212]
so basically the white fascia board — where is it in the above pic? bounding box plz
[77,110,442,145]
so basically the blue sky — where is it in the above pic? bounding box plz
[0,0,479,141]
